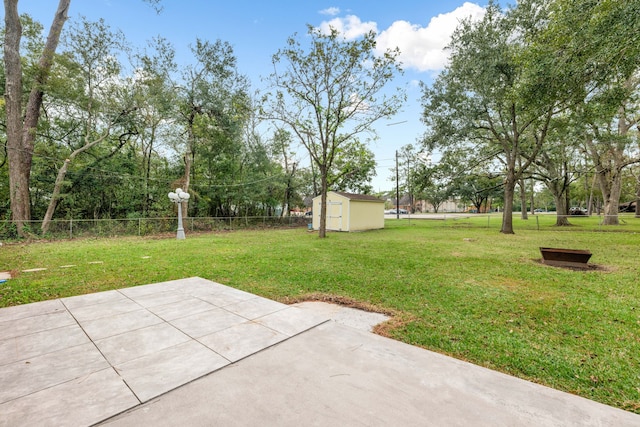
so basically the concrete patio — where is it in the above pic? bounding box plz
[0,277,638,426]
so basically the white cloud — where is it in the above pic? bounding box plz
[318,14,378,40]
[376,2,486,72]
[319,7,340,16]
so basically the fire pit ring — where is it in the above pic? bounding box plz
[540,247,592,269]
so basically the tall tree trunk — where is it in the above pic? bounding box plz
[4,0,26,230]
[4,0,70,235]
[182,149,192,219]
[587,173,596,215]
[501,173,516,234]
[142,129,156,217]
[519,179,528,220]
[40,159,70,234]
[41,132,111,234]
[318,165,328,238]
[599,168,623,225]
[586,135,623,226]
[585,86,638,225]
[529,178,535,215]
[553,192,570,226]
[635,175,640,218]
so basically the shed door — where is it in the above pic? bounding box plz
[327,201,343,231]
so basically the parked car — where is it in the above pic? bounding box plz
[388,209,408,214]
[304,211,313,216]
[619,201,637,212]
[569,207,587,215]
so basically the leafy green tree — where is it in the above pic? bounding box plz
[268,128,301,216]
[264,25,404,237]
[412,162,454,213]
[422,1,563,234]
[131,37,179,216]
[40,17,135,234]
[539,0,640,225]
[409,144,458,214]
[3,0,161,235]
[581,80,640,225]
[328,140,376,194]
[530,116,583,225]
[176,39,250,217]
[455,173,503,214]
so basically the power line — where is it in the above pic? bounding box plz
[6,144,294,189]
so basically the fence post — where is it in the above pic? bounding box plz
[70,218,73,239]
[487,215,490,228]
[536,215,539,231]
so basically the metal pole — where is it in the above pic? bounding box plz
[176,201,186,239]
[396,150,400,220]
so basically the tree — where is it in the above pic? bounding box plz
[40,17,135,234]
[412,162,454,213]
[132,37,179,217]
[264,25,404,237]
[455,172,503,214]
[529,115,583,226]
[176,39,250,218]
[4,0,70,235]
[539,0,640,225]
[268,128,300,216]
[582,76,640,225]
[328,139,376,194]
[421,1,561,234]
[3,0,161,235]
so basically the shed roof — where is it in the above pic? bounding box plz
[331,191,385,203]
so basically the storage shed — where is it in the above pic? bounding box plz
[312,191,385,232]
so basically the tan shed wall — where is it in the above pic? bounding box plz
[312,192,384,232]
[348,200,385,231]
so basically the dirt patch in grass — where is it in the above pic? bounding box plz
[282,293,395,315]
[373,315,418,338]
[0,269,20,279]
[281,292,416,339]
[532,259,613,272]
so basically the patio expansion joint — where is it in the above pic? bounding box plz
[0,279,333,426]
[59,298,144,403]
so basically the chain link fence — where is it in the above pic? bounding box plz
[0,216,310,240]
[423,213,640,232]
[2,213,639,240]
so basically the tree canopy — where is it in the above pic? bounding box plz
[264,25,404,237]
[420,0,640,232]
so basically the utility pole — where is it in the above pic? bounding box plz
[396,150,400,219]
[386,120,407,221]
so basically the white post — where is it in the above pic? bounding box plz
[176,201,185,239]
[168,188,190,240]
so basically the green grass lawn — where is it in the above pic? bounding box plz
[1,215,639,413]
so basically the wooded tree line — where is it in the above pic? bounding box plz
[1,6,386,237]
[419,0,640,233]
[3,0,639,238]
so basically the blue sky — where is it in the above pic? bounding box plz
[17,0,491,192]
